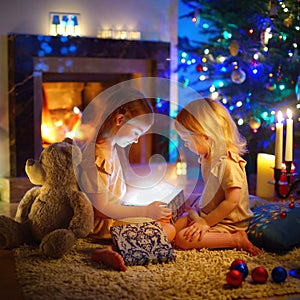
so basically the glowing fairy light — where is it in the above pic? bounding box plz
[236,101,243,107]
[211,91,219,100]
[209,85,216,93]
[237,118,244,126]
[253,53,259,60]
[221,98,228,105]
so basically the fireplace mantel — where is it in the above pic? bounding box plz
[8,34,170,177]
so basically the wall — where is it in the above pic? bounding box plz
[0,0,178,177]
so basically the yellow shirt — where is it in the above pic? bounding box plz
[90,143,126,238]
[199,151,253,232]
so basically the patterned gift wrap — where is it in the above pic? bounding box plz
[110,221,176,266]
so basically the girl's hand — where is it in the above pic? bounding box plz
[184,218,210,242]
[147,201,172,221]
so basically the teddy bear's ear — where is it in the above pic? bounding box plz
[63,137,73,145]
[62,138,82,166]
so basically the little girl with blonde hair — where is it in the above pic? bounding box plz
[174,98,261,256]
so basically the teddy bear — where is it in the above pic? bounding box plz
[0,138,94,258]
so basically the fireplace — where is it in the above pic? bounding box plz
[8,34,171,178]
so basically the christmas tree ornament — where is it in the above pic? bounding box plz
[226,269,243,287]
[289,201,295,209]
[195,63,203,72]
[230,259,247,268]
[271,266,287,283]
[251,266,269,283]
[284,15,293,27]
[231,68,246,84]
[280,211,287,219]
[249,117,261,130]
[229,40,239,56]
[231,263,249,280]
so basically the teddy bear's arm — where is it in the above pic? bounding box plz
[68,191,94,238]
[15,187,40,223]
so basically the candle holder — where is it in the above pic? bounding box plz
[274,161,299,199]
[273,161,300,279]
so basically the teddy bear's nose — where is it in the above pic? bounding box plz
[27,159,35,166]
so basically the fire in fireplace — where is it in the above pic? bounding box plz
[8,34,171,177]
[42,82,82,145]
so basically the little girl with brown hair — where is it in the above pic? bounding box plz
[76,86,175,271]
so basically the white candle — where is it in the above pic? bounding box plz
[275,111,283,169]
[256,153,275,199]
[284,108,293,162]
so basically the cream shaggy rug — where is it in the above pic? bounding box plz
[14,238,300,300]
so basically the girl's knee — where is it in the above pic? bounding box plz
[162,222,176,243]
[174,231,191,250]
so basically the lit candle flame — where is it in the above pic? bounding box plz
[277,110,283,123]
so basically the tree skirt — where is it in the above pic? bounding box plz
[14,238,300,300]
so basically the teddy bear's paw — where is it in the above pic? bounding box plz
[40,229,75,258]
[0,216,24,249]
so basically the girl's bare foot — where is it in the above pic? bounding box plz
[92,246,127,271]
[233,231,262,256]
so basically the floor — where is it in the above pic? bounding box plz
[1,205,300,300]
[0,158,300,300]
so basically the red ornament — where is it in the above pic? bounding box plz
[289,202,295,209]
[280,211,287,219]
[226,269,243,287]
[279,163,295,195]
[251,266,268,283]
[195,64,203,72]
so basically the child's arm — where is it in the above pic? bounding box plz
[184,187,241,241]
[89,192,172,221]
[203,187,240,226]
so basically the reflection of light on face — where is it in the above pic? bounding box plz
[178,131,209,156]
[114,120,151,147]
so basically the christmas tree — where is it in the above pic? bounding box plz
[177,0,300,172]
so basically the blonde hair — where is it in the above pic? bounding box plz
[176,98,247,156]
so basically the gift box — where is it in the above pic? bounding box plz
[123,181,185,222]
[110,221,176,266]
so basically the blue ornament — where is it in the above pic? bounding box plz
[271,266,287,283]
[231,263,249,280]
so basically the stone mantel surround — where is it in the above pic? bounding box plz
[7,34,170,178]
